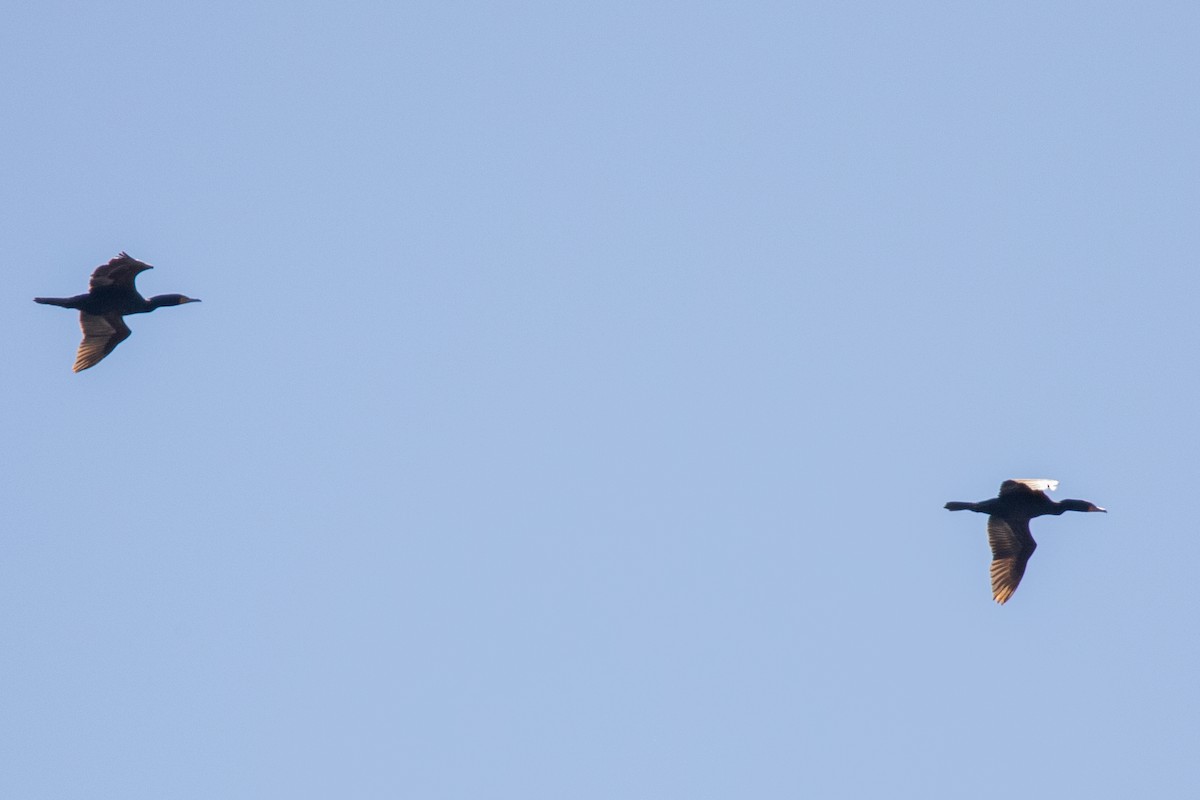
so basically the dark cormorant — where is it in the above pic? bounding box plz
[945,479,1105,604]
[34,252,200,372]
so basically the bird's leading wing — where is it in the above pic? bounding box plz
[987,515,1037,604]
[89,252,153,290]
[74,313,131,372]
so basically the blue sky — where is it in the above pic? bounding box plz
[2,2,1198,797]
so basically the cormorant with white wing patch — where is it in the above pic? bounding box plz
[945,479,1105,604]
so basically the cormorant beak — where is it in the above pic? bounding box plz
[184,297,201,303]
[1093,505,1107,513]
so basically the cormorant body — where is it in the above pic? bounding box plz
[944,479,1105,604]
[35,252,200,371]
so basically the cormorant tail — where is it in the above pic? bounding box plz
[944,501,976,511]
[34,297,72,306]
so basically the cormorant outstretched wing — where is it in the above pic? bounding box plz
[74,312,132,372]
[89,252,153,291]
[987,516,1037,604]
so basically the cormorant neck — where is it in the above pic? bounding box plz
[1056,499,1102,513]
[146,294,199,309]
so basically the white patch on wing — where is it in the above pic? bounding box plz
[1011,478,1058,492]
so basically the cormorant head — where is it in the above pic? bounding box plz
[1060,499,1106,513]
[149,293,201,307]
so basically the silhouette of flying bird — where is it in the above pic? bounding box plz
[35,252,200,371]
[945,479,1105,604]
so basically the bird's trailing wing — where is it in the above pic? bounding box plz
[1000,478,1058,495]
[74,313,131,372]
[89,252,153,290]
[986,515,1037,604]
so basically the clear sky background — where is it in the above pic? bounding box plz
[2,2,1198,797]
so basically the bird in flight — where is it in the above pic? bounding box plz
[945,479,1105,604]
[35,252,200,372]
